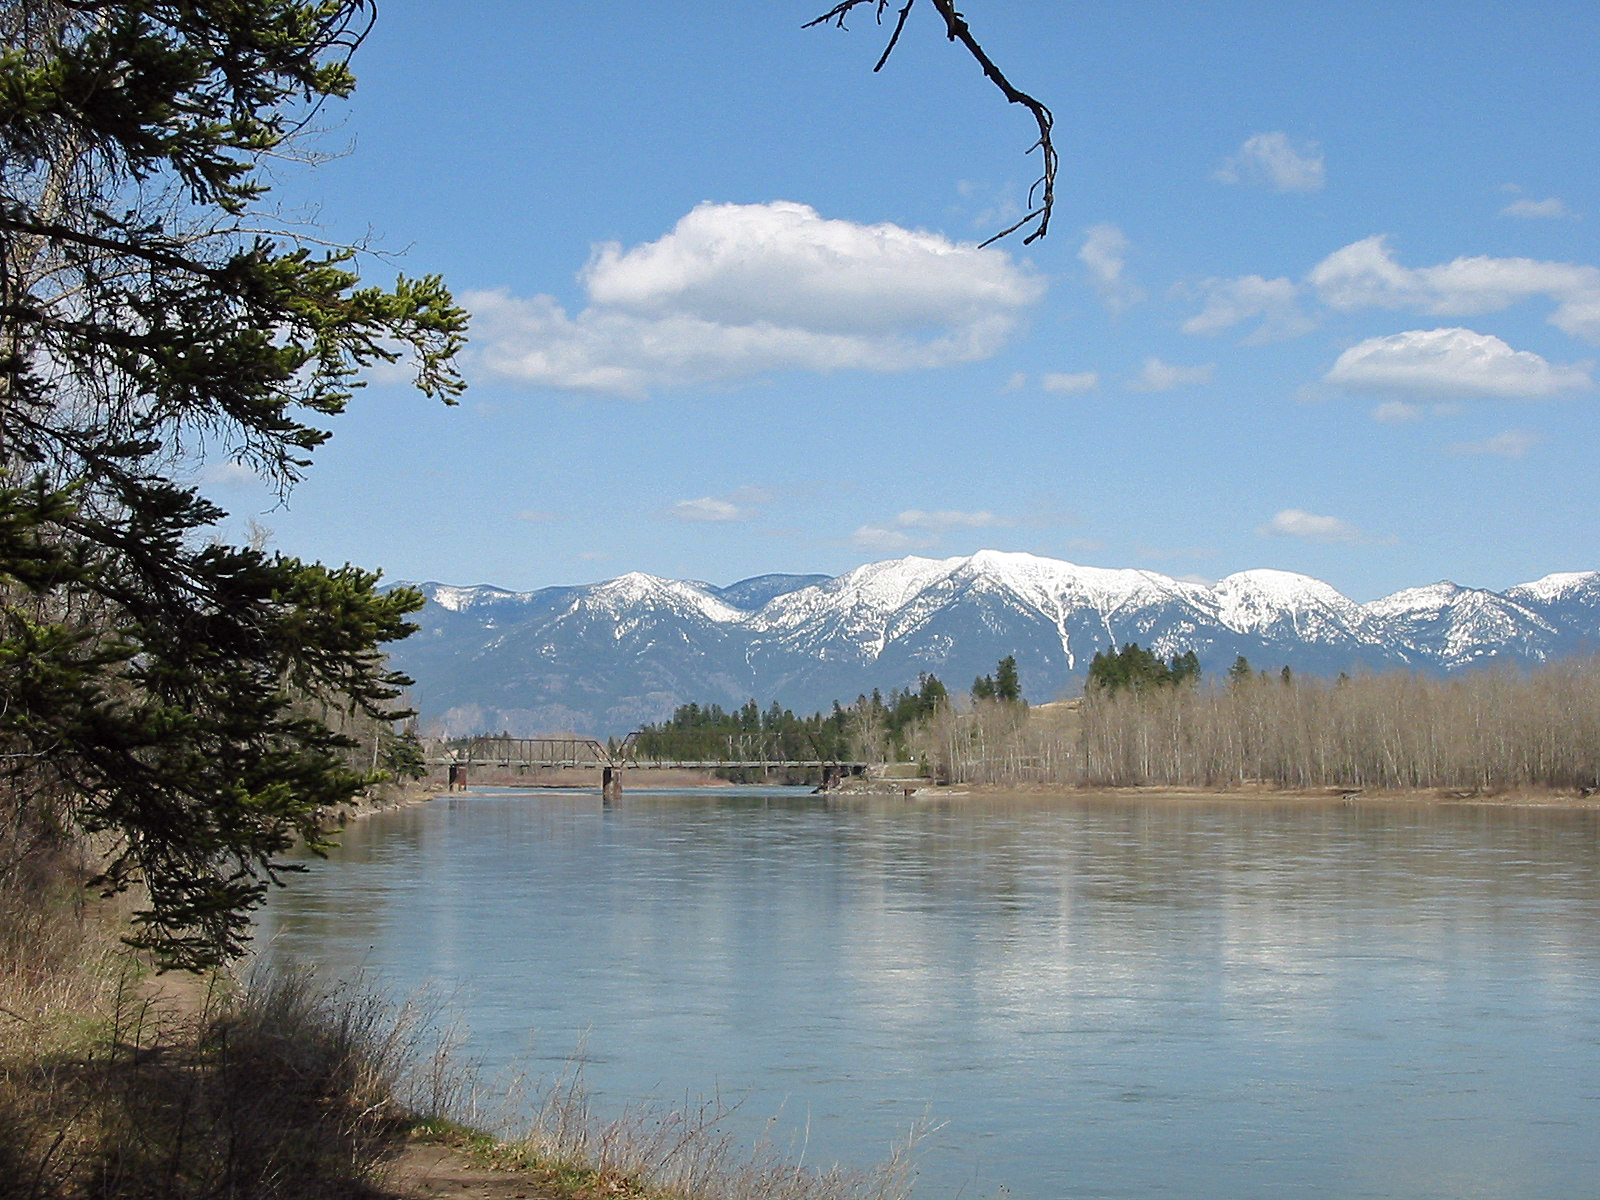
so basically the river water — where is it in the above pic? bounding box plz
[254,787,1600,1199]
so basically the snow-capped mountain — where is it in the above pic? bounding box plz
[388,555,1600,736]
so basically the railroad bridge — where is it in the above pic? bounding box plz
[423,735,867,799]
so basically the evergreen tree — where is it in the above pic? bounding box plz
[1087,642,1180,694]
[1,1,467,967]
[994,655,1022,703]
[1227,655,1255,686]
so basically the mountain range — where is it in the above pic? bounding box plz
[389,551,1600,737]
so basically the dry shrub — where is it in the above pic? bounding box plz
[521,1062,928,1200]
[0,932,475,1200]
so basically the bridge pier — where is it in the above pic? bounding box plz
[602,765,622,802]
[448,763,469,791]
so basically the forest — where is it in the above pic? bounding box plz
[927,654,1600,793]
[640,648,1600,796]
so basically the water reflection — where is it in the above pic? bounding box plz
[257,790,1600,1200]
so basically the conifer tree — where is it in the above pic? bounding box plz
[994,655,1022,703]
[1,0,467,967]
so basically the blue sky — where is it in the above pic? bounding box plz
[210,1,1600,602]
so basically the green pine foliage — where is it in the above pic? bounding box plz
[632,674,952,765]
[1,1,467,968]
[1086,643,1201,694]
[970,656,1024,706]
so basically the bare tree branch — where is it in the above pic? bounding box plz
[806,0,1056,244]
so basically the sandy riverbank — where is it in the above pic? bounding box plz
[895,780,1600,808]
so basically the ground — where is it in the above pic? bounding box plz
[380,1142,566,1200]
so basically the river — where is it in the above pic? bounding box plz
[254,787,1600,1199]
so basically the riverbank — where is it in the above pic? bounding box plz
[825,775,1600,808]
[955,780,1600,806]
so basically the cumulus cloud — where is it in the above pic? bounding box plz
[1125,357,1214,392]
[1307,235,1600,342]
[1214,132,1326,193]
[1181,274,1315,342]
[1445,429,1541,458]
[1257,508,1365,543]
[468,201,1045,397]
[1325,328,1592,400]
[1041,370,1099,394]
[1079,223,1144,312]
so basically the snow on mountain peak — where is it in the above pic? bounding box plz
[591,572,746,624]
[1365,581,1466,619]
[1506,571,1600,604]
[1213,569,1367,640]
[416,582,529,612]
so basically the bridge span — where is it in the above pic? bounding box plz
[423,735,868,799]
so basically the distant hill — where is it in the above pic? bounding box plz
[389,552,1600,737]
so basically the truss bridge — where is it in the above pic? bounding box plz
[423,734,867,798]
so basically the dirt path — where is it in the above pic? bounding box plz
[379,1142,571,1199]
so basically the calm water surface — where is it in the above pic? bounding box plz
[254,788,1600,1199]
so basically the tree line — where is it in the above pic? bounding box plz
[650,642,1600,794]
[920,648,1600,793]
[631,661,1040,767]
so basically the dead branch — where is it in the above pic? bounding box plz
[806,0,1056,244]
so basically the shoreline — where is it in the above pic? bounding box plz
[910,780,1600,808]
[342,777,1600,813]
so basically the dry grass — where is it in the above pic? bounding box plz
[507,1061,929,1200]
[0,800,464,1200]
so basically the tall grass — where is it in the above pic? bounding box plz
[516,1059,928,1200]
[0,960,439,1200]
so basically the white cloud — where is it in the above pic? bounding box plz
[1307,236,1600,342]
[670,497,751,523]
[1325,328,1592,400]
[669,487,774,524]
[1181,274,1314,341]
[1178,278,1297,340]
[851,507,1013,552]
[198,461,263,491]
[1079,223,1144,312]
[1041,370,1099,394]
[1258,508,1364,543]
[850,525,931,553]
[1371,400,1424,424]
[1214,132,1326,193]
[1125,357,1214,392]
[895,509,1012,531]
[468,201,1045,397]
[1501,196,1575,220]
[1445,429,1540,458]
